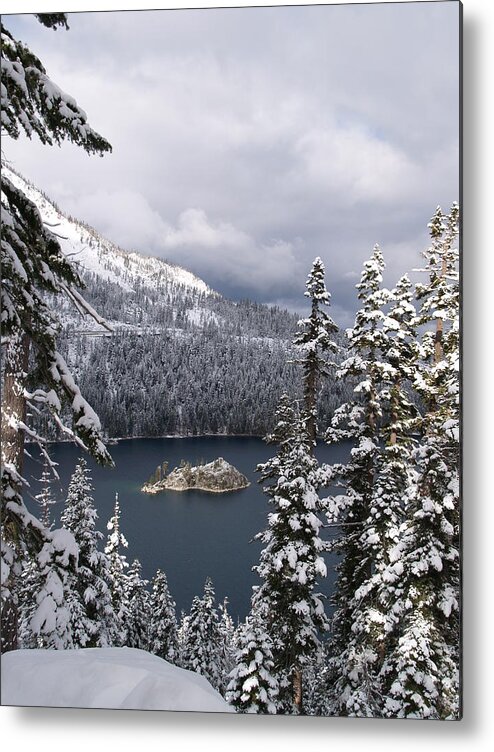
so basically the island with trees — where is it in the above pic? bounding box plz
[141,458,250,494]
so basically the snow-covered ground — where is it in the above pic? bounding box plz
[1,647,233,712]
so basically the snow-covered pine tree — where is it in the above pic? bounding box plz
[226,609,279,714]
[380,205,460,719]
[1,13,112,652]
[16,531,79,651]
[124,559,151,651]
[15,452,80,652]
[104,493,130,645]
[18,455,60,648]
[148,569,178,663]
[368,275,420,642]
[217,597,238,693]
[181,578,224,693]
[34,456,58,529]
[414,204,460,519]
[253,394,328,714]
[331,273,420,716]
[60,459,117,647]
[293,257,338,446]
[322,245,391,717]
[177,610,191,667]
[301,641,332,716]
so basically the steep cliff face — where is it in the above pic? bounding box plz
[142,457,250,494]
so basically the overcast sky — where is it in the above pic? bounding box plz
[3,1,460,325]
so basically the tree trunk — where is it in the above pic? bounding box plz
[305,355,317,451]
[292,666,303,713]
[1,332,30,468]
[1,332,30,653]
[434,318,443,365]
[434,255,448,365]
[390,380,400,446]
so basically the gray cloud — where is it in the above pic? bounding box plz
[3,2,460,325]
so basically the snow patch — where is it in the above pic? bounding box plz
[1,647,233,712]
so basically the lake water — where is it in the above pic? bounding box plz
[24,436,350,622]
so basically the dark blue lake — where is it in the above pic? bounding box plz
[24,436,350,622]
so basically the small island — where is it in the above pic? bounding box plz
[141,457,250,495]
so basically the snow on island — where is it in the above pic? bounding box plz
[141,457,250,494]
[1,647,233,712]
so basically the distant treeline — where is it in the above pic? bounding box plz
[36,273,354,440]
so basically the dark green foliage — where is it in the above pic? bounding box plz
[34,14,69,30]
[293,257,338,444]
[1,22,110,151]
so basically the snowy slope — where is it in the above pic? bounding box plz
[1,647,233,712]
[3,165,342,438]
[2,164,213,297]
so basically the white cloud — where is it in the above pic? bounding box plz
[3,3,460,314]
[290,123,422,205]
[163,209,249,251]
[65,189,170,252]
[161,208,302,295]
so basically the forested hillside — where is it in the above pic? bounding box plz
[4,166,352,439]
[56,281,351,438]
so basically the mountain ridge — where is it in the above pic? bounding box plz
[3,163,218,326]
[3,163,352,439]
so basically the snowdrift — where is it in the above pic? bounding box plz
[1,647,233,712]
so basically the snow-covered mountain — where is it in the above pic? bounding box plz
[3,164,351,438]
[5,164,211,295]
[3,163,218,333]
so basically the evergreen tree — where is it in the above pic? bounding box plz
[226,610,279,714]
[368,275,420,644]
[61,459,116,647]
[301,642,332,716]
[18,456,59,648]
[253,395,328,713]
[181,578,224,692]
[332,273,419,717]
[323,245,390,717]
[217,597,237,692]
[124,559,151,651]
[330,274,420,686]
[34,456,58,529]
[177,610,191,667]
[15,527,79,651]
[380,205,460,719]
[12,453,79,651]
[104,493,130,645]
[293,257,338,446]
[18,559,41,650]
[148,569,179,663]
[1,13,112,652]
